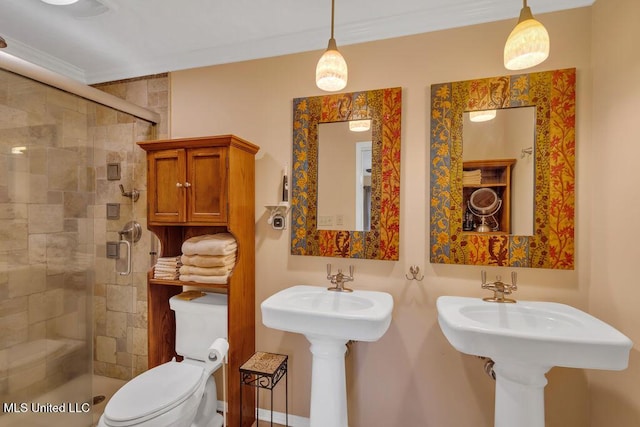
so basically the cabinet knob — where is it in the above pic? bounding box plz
[183,182,192,188]
[176,182,183,188]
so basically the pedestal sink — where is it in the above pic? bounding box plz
[261,285,393,427]
[437,296,632,427]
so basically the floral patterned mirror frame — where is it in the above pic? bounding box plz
[430,68,576,269]
[291,87,402,260]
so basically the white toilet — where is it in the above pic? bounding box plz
[98,291,229,427]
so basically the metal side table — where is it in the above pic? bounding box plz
[240,351,288,426]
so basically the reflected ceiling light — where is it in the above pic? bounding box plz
[349,119,371,132]
[11,146,27,155]
[41,0,80,5]
[504,0,549,70]
[469,110,497,122]
[316,0,348,92]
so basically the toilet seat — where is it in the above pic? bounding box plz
[103,361,204,425]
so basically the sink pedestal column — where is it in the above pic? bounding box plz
[493,362,551,427]
[307,336,349,427]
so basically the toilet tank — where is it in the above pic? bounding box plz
[169,291,228,361]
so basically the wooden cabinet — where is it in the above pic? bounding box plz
[138,135,259,427]
[147,146,227,224]
[462,159,515,234]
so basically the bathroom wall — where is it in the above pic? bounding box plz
[589,0,640,424]
[167,6,613,426]
[91,75,169,380]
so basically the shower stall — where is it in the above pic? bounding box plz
[0,55,163,426]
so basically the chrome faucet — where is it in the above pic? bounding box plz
[481,270,517,303]
[327,264,354,292]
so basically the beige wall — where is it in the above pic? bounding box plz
[168,5,637,426]
[590,0,640,424]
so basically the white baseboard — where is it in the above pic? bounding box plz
[256,407,310,427]
[217,401,310,427]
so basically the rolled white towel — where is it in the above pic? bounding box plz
[179,265,232,277]
[180,254,236,268]
[181,233,237,256]
[179,274,229,284]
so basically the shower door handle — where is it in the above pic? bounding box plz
[118,239,132,276]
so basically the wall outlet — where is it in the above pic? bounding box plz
[318,216,333,226]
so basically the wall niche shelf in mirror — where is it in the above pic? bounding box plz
[291,87,402,260]
[430,69,576,269]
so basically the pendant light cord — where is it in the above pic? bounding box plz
[330,0,335,39]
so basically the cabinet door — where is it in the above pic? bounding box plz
[148,149,187,223]
[187,147,227,223]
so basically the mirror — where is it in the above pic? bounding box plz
[463,107,535,235]
[291,88,402,260]
[430,69,576,269]
[317,121,373,231]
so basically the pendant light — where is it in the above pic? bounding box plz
[41,0,80,4]
[503,0,549,70]
[349,119,371,132]
[316,0,348,92]
[469,110,497,122]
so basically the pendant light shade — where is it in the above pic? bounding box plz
[316,0,347,92]
[503,0,549,70]
[469,110,497,122]
[41,0,80,4]
[349,119,371,132]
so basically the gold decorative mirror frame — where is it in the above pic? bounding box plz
[291,87,402,260]
[429,69,575,269]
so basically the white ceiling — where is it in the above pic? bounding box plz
[0,0,592,84]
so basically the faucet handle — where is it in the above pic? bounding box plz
[327,263,332,278]
[481,270,487,285]
[511,271,518,290]
[349,265,354,277]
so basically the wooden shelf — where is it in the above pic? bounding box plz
[138,135,259,427]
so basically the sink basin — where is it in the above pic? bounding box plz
[437,296,632,370]
[261,285,393,427]
[437,296,632,427]
[261,285,393,341]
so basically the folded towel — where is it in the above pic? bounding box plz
[181,254,236,268]
[158,256,180,262]
[181,233,237,256]
[179,265,232,277]
[179,274,229,284]
[155,267,180,273]
[154,271,179,280]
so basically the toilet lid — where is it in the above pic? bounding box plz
[105,361,203,423]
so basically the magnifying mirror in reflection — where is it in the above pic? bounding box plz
[467,188,502,232]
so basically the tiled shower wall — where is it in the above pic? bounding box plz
[92,75,169,380]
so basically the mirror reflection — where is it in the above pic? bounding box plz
[429,68,576,269]
[318,121,373,232]
[462,107,535,236]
